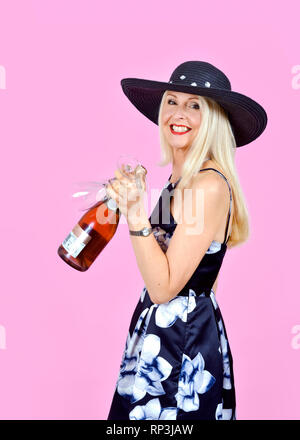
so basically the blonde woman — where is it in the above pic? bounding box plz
[106,61,267,420]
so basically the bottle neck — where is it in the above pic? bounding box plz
[104,197,119,212]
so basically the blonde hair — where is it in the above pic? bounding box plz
[156,90,250,248]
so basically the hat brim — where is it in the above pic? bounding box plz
[121,78,268,147]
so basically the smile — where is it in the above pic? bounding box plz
[170,124,192,135]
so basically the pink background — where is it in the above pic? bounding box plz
[0,0,299,420]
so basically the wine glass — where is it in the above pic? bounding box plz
[71,154,146,212]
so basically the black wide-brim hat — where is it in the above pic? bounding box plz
[121,61,268,147]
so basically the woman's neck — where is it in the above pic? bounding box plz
[170,157,211,183]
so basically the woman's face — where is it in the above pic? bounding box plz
[161,91,202,152]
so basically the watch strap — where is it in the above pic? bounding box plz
[129,227,153,236]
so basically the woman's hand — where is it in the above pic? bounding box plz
[105,165,147,222]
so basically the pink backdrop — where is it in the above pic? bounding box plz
[0,0,299,420]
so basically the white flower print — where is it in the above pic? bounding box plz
[117,305,156,403]
[140,286,147,303]
[116,304,172,404]
[155,289,197,328]
[206,240,222,254]
[133,334,173,400]
[153,226,172,253]
[209,290,233,391]
[129,398,178,420]
[218,319,232,390]
[215,402,233,420]
[209,290,218,309]
[175,352,216,412]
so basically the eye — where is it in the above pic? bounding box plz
[167,99,200,109]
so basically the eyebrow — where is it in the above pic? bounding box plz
[167,93,199,100]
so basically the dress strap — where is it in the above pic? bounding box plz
[199,168,232,245]
[167,174,180,191]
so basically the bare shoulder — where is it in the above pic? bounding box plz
[172,165,229,225]
[193,164,234,241]
[192,165,230,204]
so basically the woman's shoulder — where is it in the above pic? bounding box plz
[198,160,227,177]
[191,162,232,210]
[195,161,229,189]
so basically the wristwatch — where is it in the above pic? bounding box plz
[129,227,153,237]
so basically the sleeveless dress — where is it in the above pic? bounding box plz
[107,168,236,420]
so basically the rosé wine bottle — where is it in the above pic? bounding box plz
[57,159,146,271]
[57,196,121,271]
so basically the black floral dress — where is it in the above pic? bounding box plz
[107,168,236,420]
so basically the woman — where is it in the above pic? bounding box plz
[105,61,268,420]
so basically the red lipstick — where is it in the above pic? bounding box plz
[170,124,192,135]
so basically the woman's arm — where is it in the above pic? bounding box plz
[127,211,171,305]
[127,173,227,304]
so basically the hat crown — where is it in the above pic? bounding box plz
[169,61,231,91]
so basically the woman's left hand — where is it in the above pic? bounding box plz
[105,165,147,222]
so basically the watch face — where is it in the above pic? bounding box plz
[142,228,149,236]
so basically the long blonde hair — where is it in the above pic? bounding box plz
[156,90,250,248]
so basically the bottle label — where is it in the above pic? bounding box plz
[62,223,92,258]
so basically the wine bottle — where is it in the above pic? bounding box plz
[57,159,147,272]
[57,196,121,272]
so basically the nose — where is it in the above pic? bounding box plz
[171,103,189,119]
